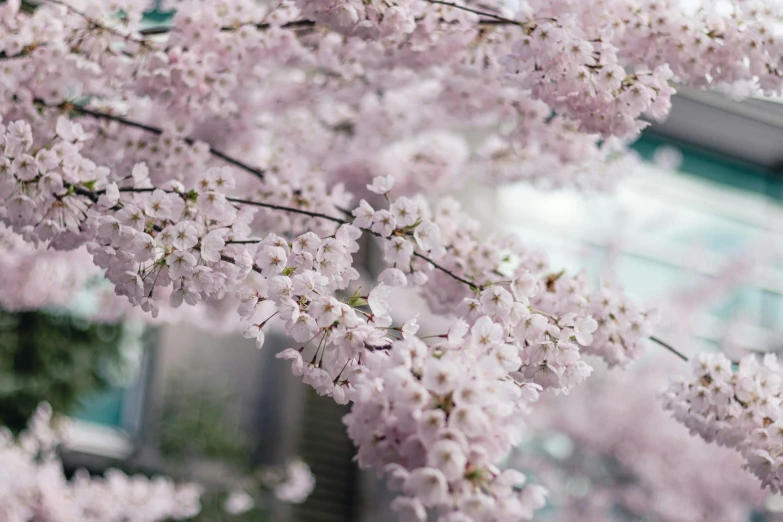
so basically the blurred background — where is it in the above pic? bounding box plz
[4,6,783,522]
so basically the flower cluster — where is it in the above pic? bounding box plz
[500,0,783,137]
[404,193,656,370]
[344,332,548,521]
[501,30,675,138]
[544,275,656,368]
[662,352,783,493]
[0,404,201,522]
[293,0,417,38]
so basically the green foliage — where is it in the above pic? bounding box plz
[159,378,285,522]
[158,377,250,467]
[0,308,124,433]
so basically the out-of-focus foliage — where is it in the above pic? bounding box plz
[159,376,313,521]
[0,308,124,433]
[159,377,270,521]
[159,376,250,467]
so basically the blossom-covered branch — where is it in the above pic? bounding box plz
[1,0,779,517]
[0,115,657,519]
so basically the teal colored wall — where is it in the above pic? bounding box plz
[633,134,783,201]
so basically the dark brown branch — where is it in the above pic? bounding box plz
[0,46,41,61]
[138,9,515,39]
[225,197,482,289]
[67,183,686,362]
[70,185,100,203]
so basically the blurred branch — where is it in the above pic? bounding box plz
[650,336,689,362]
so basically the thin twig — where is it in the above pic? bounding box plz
[46,0,155,48]
[650,336,689,362]
[413,252,478,288]
[70,185,100,203]
[227,197,481,288]
[423,0,519,25]
[221,254,262,274]
[225,196,346,224]
[38,100,266,181]
[62,182,478,290]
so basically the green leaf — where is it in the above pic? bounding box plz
[347,296,368,307]
[400,217,423,234]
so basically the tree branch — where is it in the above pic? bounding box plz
[413,252,478,288]
[68,182,480,291]
[225,196,346,224]
[0,46,41,61]
[37,100,266,181]
[423,0,520,25]
[45,0,155,48]
[650,336,689,362]
[220,254,263,275]
[67,182,688,363]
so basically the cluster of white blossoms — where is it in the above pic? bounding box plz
[344,332,548,521]
[4,0,782,201]
[542,275,657,368]
[292,0,417,38]
[662,352,783,493]
[0,404,201,522]
[410,191,656,371]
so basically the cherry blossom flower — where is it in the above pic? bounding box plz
[367,175,396,195]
